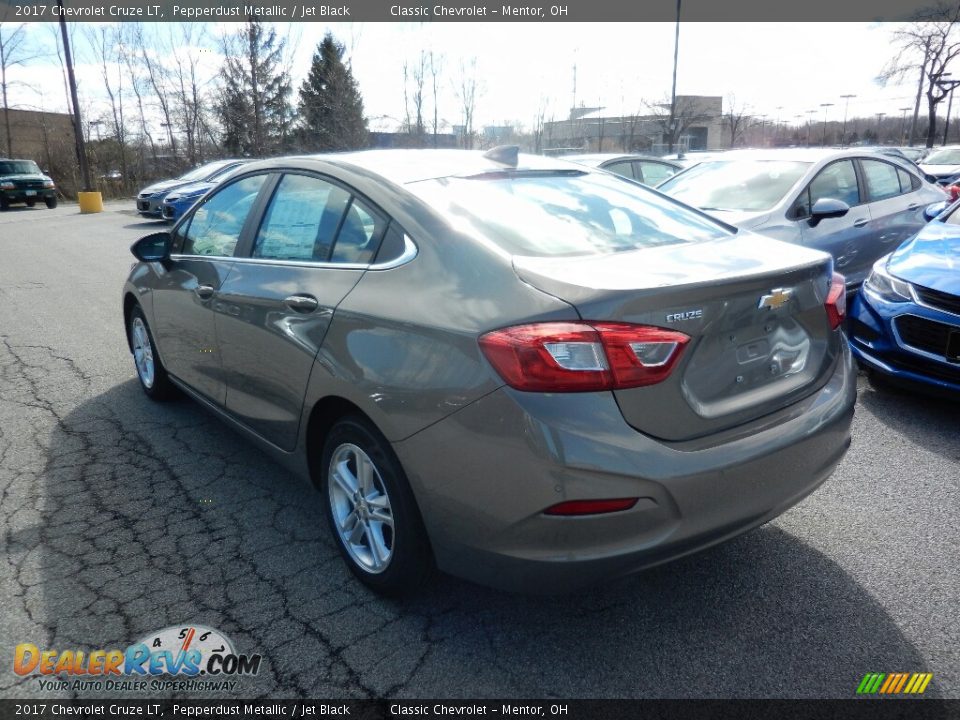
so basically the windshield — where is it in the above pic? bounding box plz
[923,148,960,165]
[406,170,731,258]
[178,161,234,182]
[0,160,41,175]
[658,160,811,212]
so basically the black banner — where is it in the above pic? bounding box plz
[1,700,959,720]
[0,0,950,23]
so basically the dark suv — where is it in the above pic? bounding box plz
[0,158,58,210]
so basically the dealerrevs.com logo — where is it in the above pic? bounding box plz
[14,625,262,692]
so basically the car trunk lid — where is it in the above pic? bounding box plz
[512,232,841,441]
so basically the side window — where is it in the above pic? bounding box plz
[253,174,350,261]
[176,174,267,257]
[896,167,919,194]
[794,160,859,218]
[638,161,676,187]
[861,159,902,201]
[330,197,387,264]
[604,161,635,179]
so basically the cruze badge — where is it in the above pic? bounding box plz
[666,309,703,323]
[758,288,793,310]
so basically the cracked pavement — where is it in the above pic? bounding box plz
[0,202,958,700]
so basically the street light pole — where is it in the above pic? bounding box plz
[840,94,856,146]
[806,110,817,147]
[668,0,681,154]
[899,107,911,144]
[820,103,834,146]
[938,75,960,146]
[876,112,886,142]
[57,0,93,193]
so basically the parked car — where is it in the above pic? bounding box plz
[659,150,727,168]
[563,153,682,186]
[122,148,855,595]
[657,148,946,288]
[895,146,928,164]
[0,158,57,210]
[135,159,245,217]
[918,145,960,184]
[849,198,960,394]
[161,160,251,222]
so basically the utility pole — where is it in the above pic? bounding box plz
[58,0,93,193]
[668,0,681,154]
[820,102,834,146]
[840,94,856,146]
[876,112,886,143]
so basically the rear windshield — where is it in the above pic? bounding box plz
[0,160,41,175]
[406,170,730,258]
[923,148,960,165]
[658,160,810,212]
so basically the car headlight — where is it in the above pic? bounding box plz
[0,181,14,190]
[863,258,912,303]
[43,180,55,189]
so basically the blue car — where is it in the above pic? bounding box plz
[160,160,251,222]
[136,159,245,218]
[850,200,960,393]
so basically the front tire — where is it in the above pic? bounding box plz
[45,196,58,209]
[129,305,176,400]
[321,415,433,596]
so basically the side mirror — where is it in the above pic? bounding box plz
[131,232,171,263]
[808,197,850,227]
[923,200,948,221]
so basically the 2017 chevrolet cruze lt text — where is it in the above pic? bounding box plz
[122,149,856,595]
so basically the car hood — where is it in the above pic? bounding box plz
[139,179,191,195]
[167,182,213,199]
[699,208,772,230]
[1,173,51,183]
[919,162,960,177]
[888,221,960,295]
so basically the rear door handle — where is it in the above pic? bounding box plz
[283,294,319,313]
[195,285,215,300]
[853,218,868,228]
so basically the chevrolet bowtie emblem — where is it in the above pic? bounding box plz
[758,288,793,310]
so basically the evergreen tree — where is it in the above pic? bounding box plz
[298,33,368,151]
[217,20,293,157]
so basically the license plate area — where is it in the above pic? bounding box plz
[947,329,960,363]
[25,190,36,196]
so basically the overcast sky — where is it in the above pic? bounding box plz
[8,21,925,136]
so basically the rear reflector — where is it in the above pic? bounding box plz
[544,498,639,516]
[479,322,689,392]
[825,272,846,330]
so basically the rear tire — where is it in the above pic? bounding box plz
[45,196,58,209]
[129,305,177,400]
[320,415,433,597]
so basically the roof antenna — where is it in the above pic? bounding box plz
[483,145,519,167]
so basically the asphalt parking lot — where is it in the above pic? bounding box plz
[0,201,957,700]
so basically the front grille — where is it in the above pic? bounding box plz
[137,201,150,210]
[19,180,45,190]
[895,315,958,355]
[914,284,960,316]
[887,354,960,384]
[162,206,174,218]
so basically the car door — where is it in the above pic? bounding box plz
[793,158,876,285]
[214,172,389,451]
[150,173,270,404]
[858,157,929,257]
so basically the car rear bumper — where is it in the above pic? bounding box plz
[849,290,960,393]
[393,341,856,593]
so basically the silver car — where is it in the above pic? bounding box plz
[122,149,855,595]
[658,148,947,288]
[136,159,247,217]
[563,153,682,186]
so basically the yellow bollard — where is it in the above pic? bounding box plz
[77,191,104,214]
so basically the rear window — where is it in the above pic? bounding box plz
[406,170,730,258]
[658,160,810,212]
[0,160,41,175]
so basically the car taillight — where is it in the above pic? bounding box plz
[544,498,639,516]
[825,272,846,330]
[478,322,690,392]
[949,184,960,201]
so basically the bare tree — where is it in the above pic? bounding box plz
[455,58,479,149]
[403,51,428,144]
[0,23,38,156]
[429,51,443,147]
[131,23,178,158]
[881,6,960,147]
[86,24,131,182]
[645,94,713,153]
[723,95,752,148]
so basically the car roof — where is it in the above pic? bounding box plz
[695,147,921,164]
[272,149,587,185]
[563,153,678,166]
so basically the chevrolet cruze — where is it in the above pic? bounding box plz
[122,149,856,595]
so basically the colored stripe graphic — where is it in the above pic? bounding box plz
[857,672,932,694]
